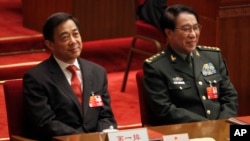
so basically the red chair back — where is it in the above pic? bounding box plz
[135,0,145,8]
[3,79,24,137]
[121,0,167,92]
[136,70,153,126]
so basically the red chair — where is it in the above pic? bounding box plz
[121,0,167,92]
[135,70,154,126]
[3,79,36,141]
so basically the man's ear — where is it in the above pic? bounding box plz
[44,40,54,51]
[165,29,172,39]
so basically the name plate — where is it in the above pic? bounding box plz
[107,127,149,141]
[163,133,189,141]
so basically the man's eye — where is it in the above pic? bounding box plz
[182,27,191,31]
[73,32,80,37]
[61,36,68,41]
[193,26,199,30]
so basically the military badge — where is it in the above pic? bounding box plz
[172,77,185,84]
[202,63,216,76]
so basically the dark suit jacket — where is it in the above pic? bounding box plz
[23,55,117,140]
[143,46,238,126]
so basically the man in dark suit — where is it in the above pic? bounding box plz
[143,4,238,125]
[23,12,117,141]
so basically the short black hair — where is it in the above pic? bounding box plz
[42,12,80,41]
[160,4,199,31]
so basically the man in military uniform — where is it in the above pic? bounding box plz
[143,4,238,125]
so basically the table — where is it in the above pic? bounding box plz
[149,119,229,141]
[53,119,230,141]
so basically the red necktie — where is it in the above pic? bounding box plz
[67,65,82,104]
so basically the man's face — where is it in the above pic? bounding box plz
[46,19,82,64]
[166,12,201,54]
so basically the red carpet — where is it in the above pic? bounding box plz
[109,70,141,127]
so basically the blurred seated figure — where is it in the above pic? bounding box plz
[137,0,168,30]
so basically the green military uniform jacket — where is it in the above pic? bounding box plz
[143,45,238,125]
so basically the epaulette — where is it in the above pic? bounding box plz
[145,51,165,63]
[197,45,220,52]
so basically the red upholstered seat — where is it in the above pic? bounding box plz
[135,20,166,44]
[3,79,35,141]
[135,70,153,126]
[4,79,24,137]
[121,0,167,92]
[135,0,145,6]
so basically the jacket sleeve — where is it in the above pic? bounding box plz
[96,69,117,131]
[217,53,238,118]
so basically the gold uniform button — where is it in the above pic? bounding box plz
[207,110,211,115]
[179,86,183,90]
[198,81,203,85]
[202,96,206,100]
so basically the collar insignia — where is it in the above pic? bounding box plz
[171,55,176,61]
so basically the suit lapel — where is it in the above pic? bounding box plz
[193,50,207,79]
[78,59,93,117]
[48,56,83,116]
